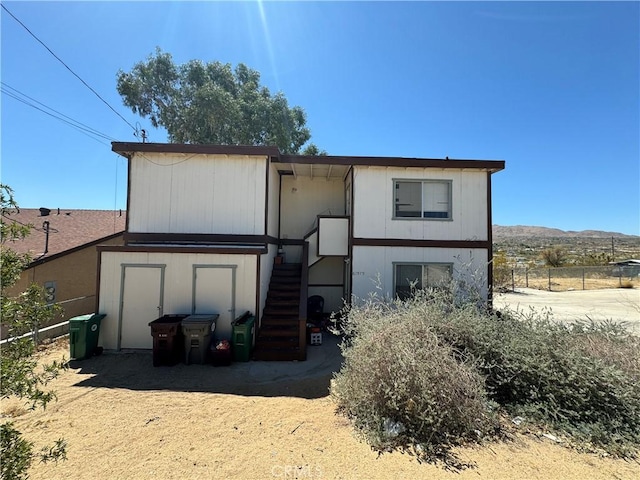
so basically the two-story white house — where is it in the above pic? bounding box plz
[97,143,504,360]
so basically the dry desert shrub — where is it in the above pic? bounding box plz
[332,282,640,463]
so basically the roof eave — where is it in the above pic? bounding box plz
[279,154,505,172]
[111,142,281,159]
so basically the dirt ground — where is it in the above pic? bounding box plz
[3,338,639,480]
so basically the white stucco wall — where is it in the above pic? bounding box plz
[352,167,488,241]
[350,246,489,302]
[98,251,258,350]
[280,175,345,240]
[128,153,267,235]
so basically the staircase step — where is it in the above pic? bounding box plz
[270,276,302,285]
[273,263,302,271]
[263,306,299,316]
[272,269,301,278]
[266,299,300,309]
[267,294,299,301]
[269,282,300,295]
[254,337,299,348]
[258,328,298,337]
[261,317,299,327]
[267,285,300,298]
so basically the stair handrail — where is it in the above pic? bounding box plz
[298,241,309,360]
[302,226,318,241]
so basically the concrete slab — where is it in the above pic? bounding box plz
[70,332,345,399]
[494,288,640,334]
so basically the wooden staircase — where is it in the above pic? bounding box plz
[253,262,306,361]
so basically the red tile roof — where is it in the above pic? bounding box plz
[1,208,126,261]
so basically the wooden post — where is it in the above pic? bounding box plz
[548,269,552,291]
[582,268,585,290]
[511,269,515,292]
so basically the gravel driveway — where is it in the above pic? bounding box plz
[493,288,640,334]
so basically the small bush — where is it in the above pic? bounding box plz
[619,279,635,289]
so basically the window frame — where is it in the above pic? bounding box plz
[393,262,453,299]
[392,179,453,221]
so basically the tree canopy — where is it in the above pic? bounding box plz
[117,48,321,154]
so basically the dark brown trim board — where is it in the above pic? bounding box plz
[124,232,272,245]
[126,158,131,233]
[277,171,284,242]
[95,250,102,313]
[264,157,269,236]
[255,254,261,327]
[112,142,280,158]
[98,245,267,255]
[352,238,491,249]
[348,168,354,301]
[280,154,505,173]
[279,238,305,246]
[111,141,504,173]
[487,171,494,305]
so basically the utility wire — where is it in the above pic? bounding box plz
[2,4,137,134]
[1,82,115,141]
[2,88,112,145]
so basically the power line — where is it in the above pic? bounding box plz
[1,82,115,141]
[2,87,113,145]
[2,4,138,134]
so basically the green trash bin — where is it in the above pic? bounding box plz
[232,312,255,362]
[69,314,105,360]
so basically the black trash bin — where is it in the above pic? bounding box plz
[149,314,188,366]
[307,295,324,323]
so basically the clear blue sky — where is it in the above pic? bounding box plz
[2,1,638,235]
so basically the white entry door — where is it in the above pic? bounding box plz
[192,265,236,339]
[119,265,165,350]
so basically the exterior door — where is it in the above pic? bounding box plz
[119,264,165,350]
[192,265,236,339]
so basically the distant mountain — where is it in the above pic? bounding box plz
[493,225,639,239]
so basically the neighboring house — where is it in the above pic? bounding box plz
[97,142,505,360]
[2,208,126,338]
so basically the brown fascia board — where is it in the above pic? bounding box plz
[27,231,125,268]
[279,154,505,173]
[110,142,505,172]
[111,142,281,159]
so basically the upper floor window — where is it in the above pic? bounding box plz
[394,180,451,219]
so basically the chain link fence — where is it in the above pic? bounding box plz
[496,265,639,292]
